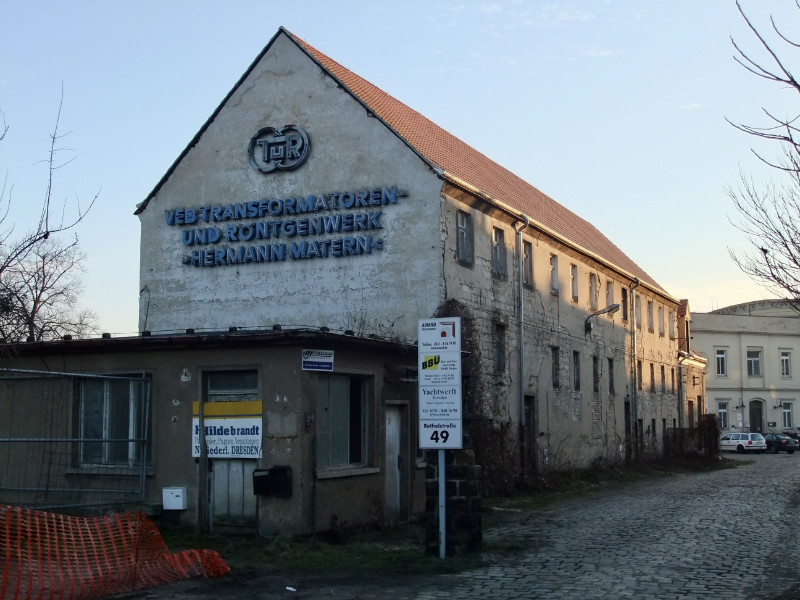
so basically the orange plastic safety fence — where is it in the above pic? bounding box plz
[0,504,230,600]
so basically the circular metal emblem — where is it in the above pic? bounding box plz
[248,125,310,173]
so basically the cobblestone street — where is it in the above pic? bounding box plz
[134,454,800,599]
[418,452,800,599]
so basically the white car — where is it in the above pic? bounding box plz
[719,432,767,453]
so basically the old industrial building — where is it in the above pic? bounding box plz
[0,28,697,536]
[692,300,800,436]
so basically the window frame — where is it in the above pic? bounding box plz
[783,401,793,428]
[715,348,728,377]
[316,373,371,471]
[551,346,560,389]
[572,350,581,391]
[491,226,506,277]
[456,210,474,266]
[608,357,615,395]
[570,264,578,302]
[747,349,762,377]
[76,373,151,469]
[780,350,792,378]
[549,254,559,295]
[522,240,533,288]
[621,288,628,321]
[717,400,729,430]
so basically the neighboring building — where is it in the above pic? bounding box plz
[1,28,687,535]
[692,300,800,436]
[676,300,708,429]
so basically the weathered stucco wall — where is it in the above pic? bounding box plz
[138,33,443,340]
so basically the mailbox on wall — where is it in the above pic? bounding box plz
[253,466,292,498]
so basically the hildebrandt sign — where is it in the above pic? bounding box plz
[192,400,262,458]
[165,185,406,268]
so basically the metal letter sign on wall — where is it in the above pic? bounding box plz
[248,125,310,173]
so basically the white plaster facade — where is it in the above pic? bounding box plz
[692,300,800,436]
[136,28,686,481]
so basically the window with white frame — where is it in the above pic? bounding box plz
[523,240,533,288]
[317,373,369,469]
[77,374,151,467]
[781,350,792,378]
[456,210,473,265]
[549,254,559,294]
[658,306,665,337]
[647,301,654,332]
[570,264,578,302]
[491,226,506,277]
[783,401,793,429]
[747,349,762,377]
[589,273,598,310]
[668,310,675,339]
[717,400,729,430]
[606,281,614,309]
[715,349,728,377]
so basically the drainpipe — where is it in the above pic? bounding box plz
[514,215,529,472]
[630,277,641,461]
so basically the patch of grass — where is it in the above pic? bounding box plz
[160,522,485,578]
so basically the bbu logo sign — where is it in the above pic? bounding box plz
[421,355,440,370]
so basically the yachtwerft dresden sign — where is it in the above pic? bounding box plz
[165,185,406,267]
[248,125,310,173]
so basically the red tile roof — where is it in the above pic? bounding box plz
[289,29,666,294]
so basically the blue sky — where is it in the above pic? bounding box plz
[0,0,796,334]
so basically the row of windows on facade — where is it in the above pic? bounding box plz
[76,370,368,471]
[715,399,794,430]
[457,211,676,337]
[714,348,793,378]
[543,347,677,395]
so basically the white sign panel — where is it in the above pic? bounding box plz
[418,318,463,449]
[192,417,262,458]
[302,349,334,371]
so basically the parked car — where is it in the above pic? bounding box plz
[719,432,767,453]
[763,433,799,454]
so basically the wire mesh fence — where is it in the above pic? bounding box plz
[0,369,150,512]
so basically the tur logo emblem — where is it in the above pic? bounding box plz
[248,125,310,173]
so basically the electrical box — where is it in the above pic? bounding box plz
[162,486,187,510]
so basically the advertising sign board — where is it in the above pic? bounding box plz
[418,318,463,449]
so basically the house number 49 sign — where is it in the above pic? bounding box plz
[418,318,463,449]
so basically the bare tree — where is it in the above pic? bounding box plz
[0,235,98,341]
[0,88,99,340]
[727,1,800,303]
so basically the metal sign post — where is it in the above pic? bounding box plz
[418,318,463,559]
